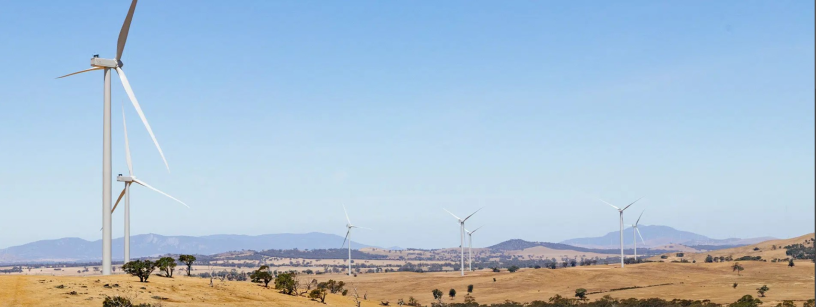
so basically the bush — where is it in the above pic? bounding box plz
[660,255,668,259]
[756,285,769,297]
[122,260,157,282]
[705,255,714,263]
[676,253,684,257]
[575,288,587,300]
[449,288,456,299]
[309,288,327,303]
[274,272,298,295]
[491,267,500,272]
[102,296,154,307]
[507,265,520,273]
[432,289,443,300]
[467,284,473,293]
[728,295,762,307]
[250,265,273,287]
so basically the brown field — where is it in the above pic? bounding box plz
[651,233,815,263]
[1,261,813,306]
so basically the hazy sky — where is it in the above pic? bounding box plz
[0,1,813,250]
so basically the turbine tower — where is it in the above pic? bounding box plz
[341,206,368,276]
[443,208,482,276]
[631,210,646,262]
[58,0,169,275]
[110,104,188,263]
[465,226,483,272]
[599,197,641,268]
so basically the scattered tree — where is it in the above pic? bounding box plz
[432,289,443,300]
[777,300,796,307]
[179,255,196,276]
[467,284,473,293]
[728,294,762,307]
[575,288,587,301]
[732,262,744,276]
[449,288,456,299]
[309,287,327,303]
[250,265,273,287]
[756,285,769,297]
[788,259,795,267]
[804,299,815,307]
[733,283,738,289]
[155,257,177,278]
[122,260,157,282]
[274,271,298,295]
[705,255,714,263]
[507,265,520,273]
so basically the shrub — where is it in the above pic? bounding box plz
[575,288,587,300]
[491,267,500,272]
[728,295,762,307]
[756,285,769,297]
[449,288,456,299]
[705,255,714,263]
[102,296,154,307]
[122,260,157,282]
[660,255,668,259]
[309,288,327,303]
[467,284,473,293]
[676,253,684,257]
[507,265,520,273]
[432,289,443,300]
[274,272,298,295]
[250,265,273,287]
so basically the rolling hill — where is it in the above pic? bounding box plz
[560,225,774,249]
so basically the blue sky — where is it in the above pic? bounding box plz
[0,1,813,249]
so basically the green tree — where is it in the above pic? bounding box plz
[250,265,273,287]
[449,288,456,299]
[507,265,520,273]
[788,259,795,267]
[756,285,769,297]
[804,299,815,307]
[274,271,298,295]
[432,289,443,300]
[575,288,587,301]
[178,255,196,276]
[309,287,327,303]
[777,300,796,307]
[122,260,157,282]
[732,262,744,276]
[728,295,762,307]
[467,284,473,293]
[705,255,714,263]
[155,257,177,278]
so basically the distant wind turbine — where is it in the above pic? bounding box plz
[631,210,646,261]
[443,208,482,276]
[465,226,483,272]
[599,197,642,268]
[341,206,368,276]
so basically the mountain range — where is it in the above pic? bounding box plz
[0,226,773,263]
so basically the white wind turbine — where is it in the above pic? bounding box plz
[341,206,369,276]
[57,0,169,275]
[599,197,641,268]
[110,104,188,263]
[443,208,482,276]
[631,210,646,261]
[465,226,483,272]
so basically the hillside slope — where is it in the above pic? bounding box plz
[651,233,815,262]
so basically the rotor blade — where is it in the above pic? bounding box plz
[122,103,133,176]
[622,197,642,211]
[56,67,103,79]
[132,178,189,208]
[636,227,646,245]
[469,225,484,234]
[598,198,620,210]
[342,205,352,224]
[442,208,462,221]
[116,0,138,61]
[462,207,483,222]
[341,229,350,248]
[635,210,644,226]
[116,67,169,172]
[111,184,128,214]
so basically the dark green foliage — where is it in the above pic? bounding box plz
[788,259,795,267]
[676,253,684,257]
[507,265,520,273]
[432,289,443,300]
[574,288,587,300]
[756,285,769,297]
[732,262,744,276]
[660,255,668,259]
[467,284,473,293]
[155,257,176,278]
[733,283,738,288]
[449,288,457,298]
[274,271,298,295]
[777,300,796,307]
[122,260,157,282]
[804,299,815,307]
[102,296,154,307]
[784,243,815,260]
[728,295,762,307]
[705,255,714,263]
[735,256,762,261]
[491,267,500,272]
[250,265,273,287]
[178,255,196,276]
[309,288,327,303]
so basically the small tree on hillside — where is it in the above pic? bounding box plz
[309,285,328,303]
[449,288,456,299]
[275,271,298,295]
[730,294,762,307]
[250,265,273,287]
[122,260,157,282]
[155,257,177,278]
[575,288,587,301]
[179,255,196,276]
[788,259,795,267]
[732,262,744,276]
[705,255,714,263]
[756,285,769,297]
[507,265,520,273]
[467,284,473,293]
[432,289,443,302]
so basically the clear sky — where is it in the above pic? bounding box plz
[0,1,813,250]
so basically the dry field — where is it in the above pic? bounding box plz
[1,261,813,307]
[651,233,815,263]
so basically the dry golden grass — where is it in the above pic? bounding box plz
[651,233,815,263]
[1,261,812,306]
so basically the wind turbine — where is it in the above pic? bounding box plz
[599,197,641,268]
[341,206,368,276]
[443,208,482,276]
[110,104,188,263]
[465,226,483,272]
[631,210,646,262]
[57,0,169,275]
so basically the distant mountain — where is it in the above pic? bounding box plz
[0,232,376,263]
[560,225,775,249]
[486,239,681,255]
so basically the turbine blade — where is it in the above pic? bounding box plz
[443,208,461,221]
[635,210,644,226]
[598,198,620,210]
[116,67,169,172]
[56,67,103,79]
[111,184,128,214]
[116,0,138,61]
[343,205,352,224]
[122,103,133,176]
[462,207,483,222]
[470,225,484,234]
[341,229,350,248]
[636,227,646,245]
[622,197,642,211]
[132,178,189,208]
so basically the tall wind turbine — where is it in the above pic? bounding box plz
[465,226,483,272]
[443,208,482,276]
[110,105,188,263]
[57,0,169,275]
[599,198,641,268]
[341,206,368,276]
[631,210,646,262]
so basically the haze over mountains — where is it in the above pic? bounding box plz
[560,225,775,249]
[0,225,773,263]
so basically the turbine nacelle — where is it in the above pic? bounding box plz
[90,57,121,68]
[117,175,135,183]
